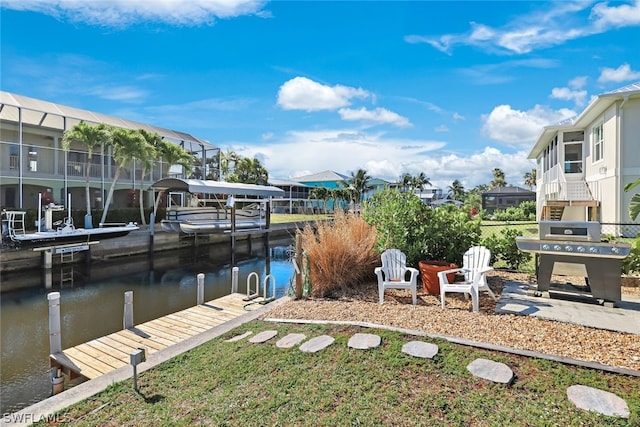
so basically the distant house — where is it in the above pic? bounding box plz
[482,186,535,214]
[527,82,640,236]
[268,178,311,214]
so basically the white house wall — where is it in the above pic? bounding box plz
[620,98,640,226]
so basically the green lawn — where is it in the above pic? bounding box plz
[39,322,638,426]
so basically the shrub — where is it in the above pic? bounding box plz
[622,236,640,275]
[362,190,481,266]
[299,210,379,297]
[482,227,531,270]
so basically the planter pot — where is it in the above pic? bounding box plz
[418,260,458,295]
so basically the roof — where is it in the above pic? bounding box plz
[269,178,310,188]
[292,170,349,182]
[151,178,285,198]
[0,91,215,150]
[528,82,640,159]
[482,186,535,195]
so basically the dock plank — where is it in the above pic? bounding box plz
[50,293,261,381]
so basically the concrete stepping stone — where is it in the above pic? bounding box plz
[299,335,334,353]
[567,385,630,418]
[402,341,439,359]
[248,330,278,343]
[467,358,514,384]
[276,333,307,349]
[225,331,253,342]
[348,333,381,350]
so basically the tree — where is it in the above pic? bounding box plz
[624,177,640,221]
[309,187,329,213]
[153,140,194,214]
[227,157,269,185]
[400,172,412,191]
[220,149,240,180]
[524,169,537,190]
[344,168,372,206]
[491,168,507,188]
[135,129,161,225]
[411,172,431,194]
[448,179,465,201]
[61,122,110,224]
[100,127,148,225]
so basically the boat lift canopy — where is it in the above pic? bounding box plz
[151,178,285,198]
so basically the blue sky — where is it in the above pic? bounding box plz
[2,1,640,189]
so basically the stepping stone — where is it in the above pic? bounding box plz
[276,333,307,349]
[248,330,278,343]
[567,385,630,418]
[402,341,439,359]
[299,335,334,353]
[225,331,252,342]
[348,333,381,350]
[467,358,514,384]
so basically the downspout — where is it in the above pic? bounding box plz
[616,95,629,227]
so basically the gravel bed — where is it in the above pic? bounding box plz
[265,271,640,372]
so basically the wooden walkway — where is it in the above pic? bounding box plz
[50,293,259,380]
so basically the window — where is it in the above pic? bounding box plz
[28,147,38,172]
[9,145,19,170]
[592,123,603,162]
[564,143,582,174]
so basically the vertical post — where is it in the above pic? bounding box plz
[231,266,239,293]
[197,273,205,305]
[43,249,53,269]
[48,292,62,354]
[149,212,155,250]
[123,291,134,329]
[38,192,42,231]
[295,232,303,298]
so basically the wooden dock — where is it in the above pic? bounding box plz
[50,293,259,380]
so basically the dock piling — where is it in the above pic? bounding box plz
[123,291,134,329]
[231,266,239,293]
[47,292,61,354]
[197,273,205,305]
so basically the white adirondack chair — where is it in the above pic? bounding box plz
[437,246,496,312]
[375,249,418,305]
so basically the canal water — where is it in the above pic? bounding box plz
[0,242,295,414]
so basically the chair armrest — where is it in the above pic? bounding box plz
[478,266,494,274]
[374,267,385,284]
[437,268,467,284]
[406,267,419,283]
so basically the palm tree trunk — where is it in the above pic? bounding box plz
[100,166,121,226]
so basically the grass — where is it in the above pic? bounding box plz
[38,322,639,426]
[270,213,332,224]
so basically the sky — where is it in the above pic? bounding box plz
[2,1,640,190]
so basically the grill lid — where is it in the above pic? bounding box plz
[539,221,600,242]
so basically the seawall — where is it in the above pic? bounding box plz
[0,223,302,274]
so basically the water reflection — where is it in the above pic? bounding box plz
[0,244,294,414]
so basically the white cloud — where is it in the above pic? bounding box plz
[223,128,535,189]
[550,86,588,107]
[482,104,576,146]
[338,107,411,128]
[598,63,640,83]
[407,1,640,55]
[1,0,268,27]
[277,77,370,112]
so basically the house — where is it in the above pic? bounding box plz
[528,82,640,236]
[268,178,311,213]
[481,186,536,214]
[0,91,217,211]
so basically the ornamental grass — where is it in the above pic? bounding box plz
[299,210,379,297]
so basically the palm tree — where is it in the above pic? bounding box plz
[153,140,194,214]
[448,179,465,201]
[624,177,640,220]
[309,187,329,213]
[61,122,110,226]
[136,129,161,225]
[227,157,269,185]
[100,127,147,226]
[411,172,431,196]
[491,168,507,188]
[345,168,372,207]
[400,172,412,191]
[524,169,537,190]
[220,149,240,180]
